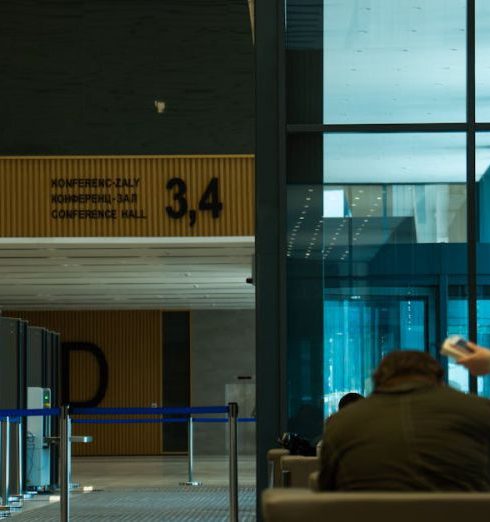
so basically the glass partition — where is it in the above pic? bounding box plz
[476,0,490,121]
[284,0,489,430]
[323,0,466,124]
[477,133,490,396]
[320,132,467,414]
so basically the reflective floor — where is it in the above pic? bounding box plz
[72,455,256,489]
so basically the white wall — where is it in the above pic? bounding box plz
[190,310,255,455]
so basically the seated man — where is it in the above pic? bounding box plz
[338,392,364,411]
[318,350,490,491]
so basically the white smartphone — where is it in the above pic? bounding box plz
[440,335,473,361]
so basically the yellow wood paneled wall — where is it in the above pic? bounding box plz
[0,155,254,237]
[6,310,162,456]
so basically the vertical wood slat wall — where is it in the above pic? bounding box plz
[6,310,162,456]
[0,155,254,237]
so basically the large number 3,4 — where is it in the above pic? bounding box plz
[165,178,188,219]
[198,177,223,218]
[165,177,223,224]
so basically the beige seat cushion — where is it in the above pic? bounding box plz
[262,489,490,522]
[280,456,319,488]
[309,471,319,491]
[266,449,290,487]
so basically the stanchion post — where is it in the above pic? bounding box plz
[15,421,23,497]
[60,406,71,522]
[179,416,201,486]
[228,402,239,522]
[0,417,10,515]
[8,420,24,507]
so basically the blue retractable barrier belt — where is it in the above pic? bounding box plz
[71,406,228,415]
[0,406,253,423]
[72,417,256,424]
[193,418,256,423]
[0,408,60,417]
[73,418,189,424]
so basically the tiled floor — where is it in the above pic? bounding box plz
[12,487,256,521]
[11,456,256,520]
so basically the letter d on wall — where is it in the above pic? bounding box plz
[61,342,109,407]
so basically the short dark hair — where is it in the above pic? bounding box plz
[373,350,444,388]
[338,392,364,410]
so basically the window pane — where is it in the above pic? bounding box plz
[286,133,469,421]
[286,180,325,438]
[477,133,490,395]
[324,132,467,184]
[447,294,469,393]
[476,0,490,122]
[286,0,324,123]
[322,132,467,411]
[323,0,466,124]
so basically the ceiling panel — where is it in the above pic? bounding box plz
[0,238,255,310]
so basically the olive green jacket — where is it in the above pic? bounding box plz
[319,382,490,491]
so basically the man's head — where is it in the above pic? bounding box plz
[373,350,444,389]
[338,392,364,410]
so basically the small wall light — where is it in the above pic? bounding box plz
[154,100,166,113]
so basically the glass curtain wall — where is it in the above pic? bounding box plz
[285,0,490,432]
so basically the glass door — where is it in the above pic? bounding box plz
[323,292,428,416]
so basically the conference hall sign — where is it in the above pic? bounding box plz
[0,155,254,237]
